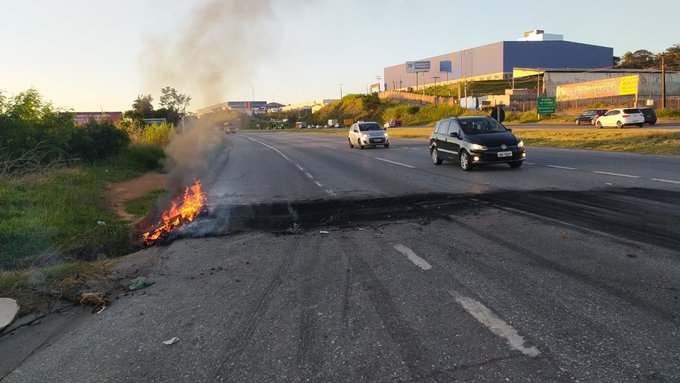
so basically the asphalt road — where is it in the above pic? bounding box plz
[2,133,679,382]
[411,121,680,130]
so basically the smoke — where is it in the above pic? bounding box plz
[141,0,275,108]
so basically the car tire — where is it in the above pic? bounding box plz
[650,122,656,126]
[509,161,523,168]
[596,121,603,129]
[384,144,389,148]
[575,119,581,125]
[637,124,643,128]
[460,150,473,171]
[616,121,623,129]
[348,138,353,148]
[359,140,364,150]
[431,147,443,165]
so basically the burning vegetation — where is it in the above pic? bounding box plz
[143,180,206,245]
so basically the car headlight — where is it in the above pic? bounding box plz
[384,132,389,138]
[362,133,368,139]
[470,144,487,151]
[517,140,524,148]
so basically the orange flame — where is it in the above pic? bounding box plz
[143,180,206,245]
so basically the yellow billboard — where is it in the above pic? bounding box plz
[556,75,639,101]
[512,68,544,78]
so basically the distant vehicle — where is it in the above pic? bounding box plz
[328,119,338,127]
[638,107,657,125]
[334,123,341,128]
[594,108,644,129]
[383,118,402,128]
[295,121,308,129]
[574,109,607,125]
[348,121,389,149]
[429,116,525,171]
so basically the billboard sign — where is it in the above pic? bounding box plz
[556,75,639,101]
[439,60,452,73]
[406,61,431,73]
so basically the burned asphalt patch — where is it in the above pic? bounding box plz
[139,188,680,252]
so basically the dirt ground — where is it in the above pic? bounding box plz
[107,172,166,222]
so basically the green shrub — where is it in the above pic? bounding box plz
[655,108,680,118]
[141,122,175,146]
[113,144,166,172]
[69,119,130,161]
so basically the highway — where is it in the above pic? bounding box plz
[3,132,679,382]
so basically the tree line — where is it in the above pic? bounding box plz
[614,44,680,70]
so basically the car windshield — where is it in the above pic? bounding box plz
[623,109,640,114]
[359,123,382,131]
[458,118,507,135]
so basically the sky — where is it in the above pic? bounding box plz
[1,0,679,112]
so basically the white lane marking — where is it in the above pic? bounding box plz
[393,244,432,270]
[524,162,536,165]
[448,290,540,357]
[247,137,336,197]
[593,171,640,179]
[545,165,577,170]
[651,178,680,185]
[374,158,415,169]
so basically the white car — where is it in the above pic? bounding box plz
[348,121,389,149]
[595,108,644,129]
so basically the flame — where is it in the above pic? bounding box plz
[143,180,206,245]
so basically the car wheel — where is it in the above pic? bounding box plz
[650,122,656,126]
[359,140,364,150]
[431,147,443,165]
[637,124,643,128]
[616,121,623,129]
[509,161,523,168]
[384,143,389,148]
[460,150,473,171]
[596,121,603,129]
[575,119,581,125]
[348,138,353,148]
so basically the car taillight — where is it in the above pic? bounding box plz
[622,114,629,117]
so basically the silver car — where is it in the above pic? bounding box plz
[348,121,389,149]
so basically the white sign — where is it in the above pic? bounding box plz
[406,61,431,73]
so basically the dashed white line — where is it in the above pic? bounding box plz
[393,244,432,270]
[247,137,336,197]
[448,290,540,357]
[374,158,415,169]
[545,165,577,170]
[593,171,640,179]
[524,162,536,165]
[651,178,680,185]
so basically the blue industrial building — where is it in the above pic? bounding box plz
[384,30,614,91]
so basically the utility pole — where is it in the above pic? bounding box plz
[376,75,382,92]
[339,84,343,100]
[433,76,440,105]
[661,53,666,109]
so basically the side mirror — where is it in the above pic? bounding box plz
[449,132,458,138]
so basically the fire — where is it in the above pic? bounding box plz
[143,180,206,245]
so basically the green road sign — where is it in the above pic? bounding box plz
[537,97,556,115]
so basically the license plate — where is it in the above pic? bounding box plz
[371,138,384,143]
[497,151,512,157]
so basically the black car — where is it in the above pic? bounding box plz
[429,116,526,171]
[638,108,657,125]
[575,109,607,125]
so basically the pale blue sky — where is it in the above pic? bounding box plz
[1,0,678,112]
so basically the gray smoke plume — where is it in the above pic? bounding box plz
[141,0,275,108]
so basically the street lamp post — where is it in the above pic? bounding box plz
[433,76,440,105]
[339,83,343,100]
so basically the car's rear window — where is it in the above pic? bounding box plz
[623,109,640,114]
[359,123,382,131]
[458,118,507,135]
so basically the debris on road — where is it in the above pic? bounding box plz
[0,298,20,330]
[129,276,154,291]
[319,230,329,234]
[97,221,106,226]
[163,337,180,346]
[79,292,109,312]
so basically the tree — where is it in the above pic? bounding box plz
[159,87,191,124]
[125,94,155,123]
[618,50,655,69]
[663,44,680,69]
